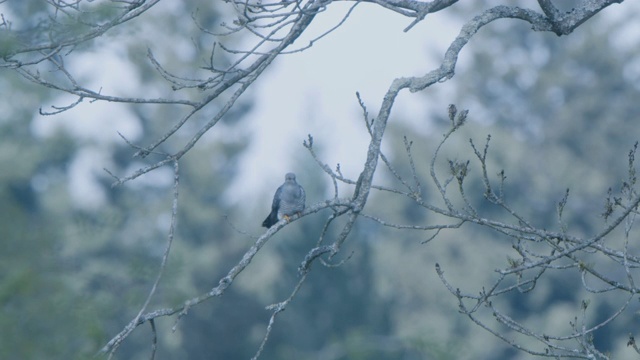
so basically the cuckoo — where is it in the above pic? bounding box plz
[262,172,305,228]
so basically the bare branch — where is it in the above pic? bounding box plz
[98,197,351,356]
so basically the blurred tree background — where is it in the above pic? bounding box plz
[365,3,640,359]
[1,1,639,359]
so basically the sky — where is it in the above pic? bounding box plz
[227,2,459,203]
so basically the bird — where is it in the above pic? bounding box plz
[262,172,306,228]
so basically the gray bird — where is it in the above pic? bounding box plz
[262,172,306,228]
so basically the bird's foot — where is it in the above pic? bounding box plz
[283,212,303,223]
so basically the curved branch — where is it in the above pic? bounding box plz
[1,0,161,64]
[98,197,351,356]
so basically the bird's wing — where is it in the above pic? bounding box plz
[271,184,284,211]
[299,184,306,207]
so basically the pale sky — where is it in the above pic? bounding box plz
[232,2,459,203]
